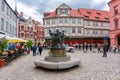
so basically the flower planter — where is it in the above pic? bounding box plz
[0,59,4,67]
[27,51,30,54]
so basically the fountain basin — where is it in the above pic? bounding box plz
[34,58,80,69]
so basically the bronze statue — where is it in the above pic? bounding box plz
[49,29,65,48]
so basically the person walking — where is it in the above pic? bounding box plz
[32,43,37,56]
[102,41,108,57]
[97,44,101,53]
[113,46,117,54]
[89,44,92,51]
[82,43,85,51]
[38,42,43,55]
[86,44,88,51]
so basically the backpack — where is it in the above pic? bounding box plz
[39,46,42,50]
[33,46,37,51]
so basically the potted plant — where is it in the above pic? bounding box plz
[0,37,8,67]
[26,40,33,54]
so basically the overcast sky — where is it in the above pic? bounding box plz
[6,0,111,23]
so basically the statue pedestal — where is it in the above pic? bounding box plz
[50,48,66,57]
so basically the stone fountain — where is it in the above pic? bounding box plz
[34,29,80,69]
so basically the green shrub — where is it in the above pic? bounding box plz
[0,37,8,52]
[26,40,33,49]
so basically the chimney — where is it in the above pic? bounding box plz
[20,12,23,17]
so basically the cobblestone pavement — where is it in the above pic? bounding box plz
[0,49,120,80]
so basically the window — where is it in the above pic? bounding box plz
[87,11,91,14]
[78,19,81,24]
[95,22,98,26]
[78,28,81,33]
[21,33,24,38]
[107,23,110,27]
[92,30,96,34]
[84,15,89,18]
[100,30,103,35]
[6,7,9,16]
[13,14,14,21]
[104,17,109,20]
[1,18,4,30]
[72,28,76,33]
[87,30,90,34]
[10,11,12,18]
[7,23,10,32]
[10,24,12,34]
[59,18,63,24]
[29,21,32,24]
[64,18,68,24]
[21,26,24,30]
[63,28,68,33]
[93,22,96,26]
[95,30,98,34]
[72,19,76,24]
[52,19,55,24]
[62,10,68,14]
[46,21,50,25]
[97,13,101,16]
[27,34,29,38]
[5,21,8,32]
[1,1,5,12]
[59,10,68,15]
[59,10,63,14]
[13,26,14,34]
[27,27,29,31]
[31,28,33,32]
[47,29,50,34]
[65,10,68,14]
[15,27,17,36]
[101,22,103,26]
[114,6,118,15]
[95,16,100,19]
[87,21,90,26]
[115,19,118,29]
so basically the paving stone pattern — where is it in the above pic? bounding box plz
[0,50,120,80]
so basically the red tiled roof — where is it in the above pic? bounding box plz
[44,9,82,18]
[44,8,110,22]
[44,11,56,18]
[70,9,82,17]
[79,8,110,21]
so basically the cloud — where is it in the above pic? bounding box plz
[6,0,43,23]
[17,2,43,22]
[6,0,111,23]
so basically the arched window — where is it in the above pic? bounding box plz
[20,33,24,38]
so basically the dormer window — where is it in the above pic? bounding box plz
[57,3,71,16]
[84,15,89,18]
[97,13,101,15]
[95,16,100,19]
[87,11,91,14]
[59,9,68,15]
[104,17,109,20]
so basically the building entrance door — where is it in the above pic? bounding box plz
[117,35,120,45]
